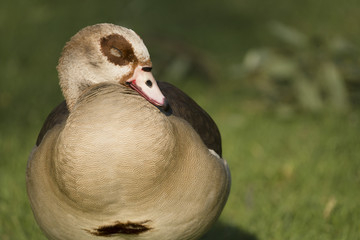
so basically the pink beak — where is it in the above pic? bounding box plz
[126,66,169,110]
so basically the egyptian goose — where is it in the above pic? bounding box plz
[26,23,230,240]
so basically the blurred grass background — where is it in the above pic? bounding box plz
[1,0,360,239]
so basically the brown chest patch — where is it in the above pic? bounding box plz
[86,220,152,236]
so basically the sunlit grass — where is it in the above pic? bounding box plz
[196,85,360,239]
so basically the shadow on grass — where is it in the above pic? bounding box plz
[200,221,257,240]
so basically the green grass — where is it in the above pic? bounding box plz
[1,0,360,239]
[195,85,360,240]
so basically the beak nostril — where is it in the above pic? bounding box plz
[145,80,153,88]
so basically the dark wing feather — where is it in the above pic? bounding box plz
[158,81,222,157]
[36,100,69,146]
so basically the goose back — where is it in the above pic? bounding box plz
[27,83,230,240]
[36,82,222,158]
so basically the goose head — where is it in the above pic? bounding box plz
[57,23,168,111]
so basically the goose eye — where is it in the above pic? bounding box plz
[110,47,122,58]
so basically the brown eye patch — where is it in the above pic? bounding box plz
[100,34,138,66]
